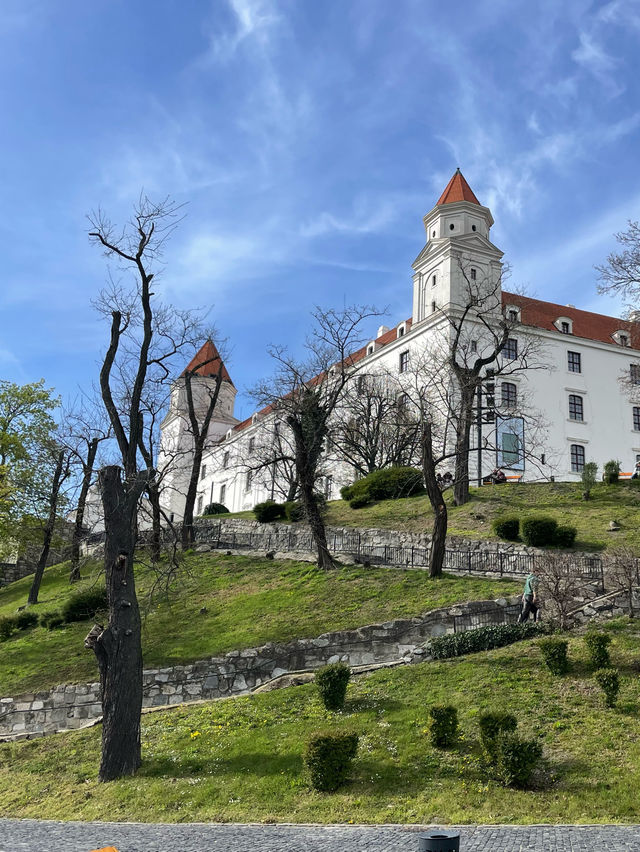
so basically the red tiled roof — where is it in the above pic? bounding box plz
[436,168,481,206]
[503,292,640,350]
[183,340,234,386]
[229,319,413,436]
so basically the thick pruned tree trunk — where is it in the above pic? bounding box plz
[70,437,98,583]
[452,385,476,507]
[181,442,203,550]
[28,448,67,605]
[421,421,447,578]
[88,465,144,782]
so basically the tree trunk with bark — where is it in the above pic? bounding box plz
[421,422,447,578]
[147,479,162,564]
[28,448,66,605]
[453,385,476,506]
[181,442,203,550]
[70,438,98,583]
[87,465,144,782]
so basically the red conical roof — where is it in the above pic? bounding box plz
[436,168,481,206]
[183,340,234,386]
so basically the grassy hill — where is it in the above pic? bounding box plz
[224,481,640,552]
[1,618,639,824]
[0,554,516,697]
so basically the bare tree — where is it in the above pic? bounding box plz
[596,220,640,312]
[86,195,183,782]
[536,552,584,629]
[253,305,381,568]
[27,444,72,604]
[234,416,300,503]
[604,546,640,617]
[330,374,421,476]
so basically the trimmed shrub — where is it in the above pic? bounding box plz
[520,516,558,547]
[428,621,543,660]
[284,500,305,522]
[585,631,612,669]
[253,500,286,523]
[304,730,359,791]
[349,495,370,509]
[62,587,108,624]
[15,610,39,630]
[603,459,621,485]
[554,524,577,548]
[478,711,518,764]
[315,662,351,711]
[342,467,425,506]
[203,502,229,515]
[581,461,598,499]
[492,516,520,541]
[0,616,19,641]
[595,668,620,707]
[494,731,543,787]
[40,611,65,630]
[429,705,458,748]
[539,637,569,675]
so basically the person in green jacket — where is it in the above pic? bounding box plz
[517,572,540,622]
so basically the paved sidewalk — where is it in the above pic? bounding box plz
[2,820,640,851]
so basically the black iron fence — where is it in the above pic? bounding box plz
[452,603,522,632]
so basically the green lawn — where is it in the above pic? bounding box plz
[2,619,639,824]
[0,554,516,697]
[319,480,640,553]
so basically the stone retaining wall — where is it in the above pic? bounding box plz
[0,597,518,739]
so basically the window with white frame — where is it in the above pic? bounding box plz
[200,464,207,480]
[501,382,517,407]
[569,394,584,421]
[631,364,640,385]
[503,338,518,360]
[634,407,640,431]
[470,268,477,280]
[570,444,585,472]
[197,495,203,514]
[249,437,255,452]
[220,483,226,504]
[568,351,581,373]
[399,350,409,373]
[245,470,252,492]
[223,451,230,469]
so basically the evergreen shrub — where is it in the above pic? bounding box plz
[15,610,39,630]
[252,500,286,522]
[428,621,542,660]
[62,588,108,624]
[603,459,621,485]
[478,711,518,763]
[584,631,611,669]
[554,524,577,548]
[520,516,558,547]
[342,467,425,505]
[203,502,229,515]
[494,732,543,787]
[539,637,569,674]
[40,611,64,630]
[304,730,359,791]
[0,616,19,641]
[284,500,305,522]
[492,516,520,541]
[595,668,620,707]
[349,495,370,509]
[315,662,351,711]
[429,705,459,748]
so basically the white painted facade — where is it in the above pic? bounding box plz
[159,171,640,520]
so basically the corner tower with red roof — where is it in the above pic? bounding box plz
[412,168,504,323]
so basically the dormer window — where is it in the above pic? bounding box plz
[554,316,573,335]
[505,305,521,323]
[397,323,406,339]
[366,343,375,356]
[252,413,260,425]
[613,329,630,346]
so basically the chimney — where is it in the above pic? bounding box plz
[377,325,390,338]
[629,310,640,323]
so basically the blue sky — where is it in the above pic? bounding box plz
[2,0,640,420]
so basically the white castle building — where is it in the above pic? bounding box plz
[158,170,640,519]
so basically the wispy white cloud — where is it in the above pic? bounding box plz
[299,195,406,239]
[200,0,280,64]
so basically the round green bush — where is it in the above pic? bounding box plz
[492,516,520,541]
[284,500,305,522]
[554,524,577,548]
[15,610,39,630]
[62,587,108,624]
[603,460,621,485]
[478,711,518,763]
[520,516,558,547]
[494,731,543,787]
[594,667,620,707]
[315,662,351,711]
[340,484,354,501]
[203,502,229,515]
[304,730,359,791]
[539,637,569,675]
[0,616,19,642]
[349,495,370,509]
[429,705,459,748]
[342,466,425,506]
[585,631,611,669]
[252,500,286,522]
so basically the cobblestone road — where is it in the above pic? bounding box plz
[2,820,640,851]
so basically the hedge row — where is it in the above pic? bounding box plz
[0,587,108,641]
[428,621,544,659]
[341,467,425,508]
[492,515,577,548]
